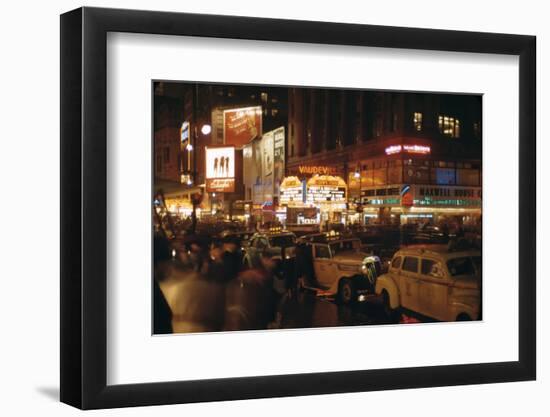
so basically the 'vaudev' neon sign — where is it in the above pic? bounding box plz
[385,144,431,155]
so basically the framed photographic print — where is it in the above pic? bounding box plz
[60,6,536,409]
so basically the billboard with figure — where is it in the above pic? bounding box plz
[223,106,262,148]
[205,146,235,192]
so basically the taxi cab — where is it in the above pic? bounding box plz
[243,228,297,268]
[301,236,381,304]
[375,246,481,321]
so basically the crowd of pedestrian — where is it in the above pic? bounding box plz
[153,233,293,334]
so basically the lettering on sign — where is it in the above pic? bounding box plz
[385,144,431,155]
[419,187,482,199]
[298,165,339,176]
[206,178,235,193]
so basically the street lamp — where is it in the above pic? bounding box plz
[201,124,212,135]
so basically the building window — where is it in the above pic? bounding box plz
[438,115,460,138]
[375,115,383,137]
[456,167,480,186]
[156,155,162,173]
[163,147,170,163]
[473,121,481,139]
[413,112,423,131]
[391,113,398,132]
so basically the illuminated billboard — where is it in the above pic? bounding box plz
[273,127,285,198]
[306,175,347,204]
[280,176,304,205]
[205,146,235,179]
[223,106,262,148]
[205,146,235,192]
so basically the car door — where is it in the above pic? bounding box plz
[313,244,336,288]
[399,256,421,312]
[418,258,449,320]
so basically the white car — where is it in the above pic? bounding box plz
[375,246,481,321]
[301,237,381,304]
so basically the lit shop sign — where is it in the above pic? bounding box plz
[205,146,235,179]
[206,178,236,193]
[180,121,190,143]
[306,175,347,203]
[418,187,482,199]
[298,165,339,176]
[385,144,431,155]
[414,198,482,207]
[280,176,305,204]
[364,198,401,205]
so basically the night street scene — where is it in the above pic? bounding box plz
[153,81,482,335]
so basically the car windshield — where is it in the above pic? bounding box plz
[329,240,360,255]
[269,235,296,248]
[447,257,476,277]
[471,255,482,275]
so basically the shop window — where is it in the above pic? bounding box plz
[387,165,403,184]
[363,189,376,197]
[404,165,429,184]
[431,167,456,185]
[373,168,387,186]
[438,115,460,138]
[413,112,423,131]
[456,168,479,186]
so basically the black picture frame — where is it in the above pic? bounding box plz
[60,6,536,410]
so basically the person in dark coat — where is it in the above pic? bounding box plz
[153,235,173,334]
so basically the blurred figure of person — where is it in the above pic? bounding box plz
[207,237,241,284]
[179,234,210,274]
[167,264,226,333]
[224,249,278,331]
[153,235,173,334]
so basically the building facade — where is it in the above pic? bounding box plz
[153,82,288,219]
[284,89,482,226]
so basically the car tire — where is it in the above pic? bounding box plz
[382,290,399,322]
[338,278,356,305]
[456,313,472,321]
[296,276,304,292]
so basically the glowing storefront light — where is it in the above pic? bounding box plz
[280,176,304,205]
[306,175,347,204]
[385,144,431,155]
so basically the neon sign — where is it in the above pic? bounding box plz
[385,144,431,155]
